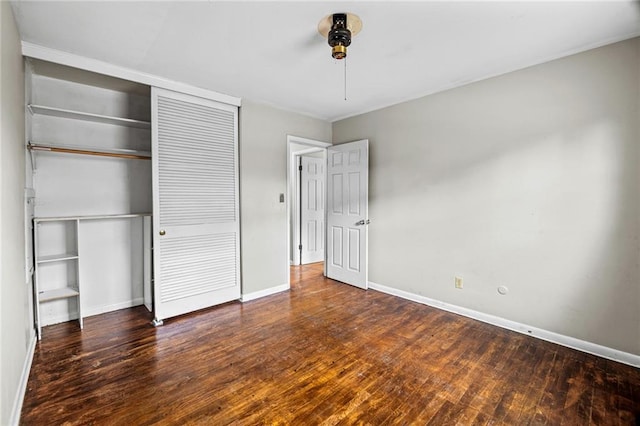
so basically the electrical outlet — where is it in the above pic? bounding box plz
[455,276,463,289]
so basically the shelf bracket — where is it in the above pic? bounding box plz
[28,143,36,171]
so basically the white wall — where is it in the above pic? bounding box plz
[333,38,640,356]
[0,2,31,424]
[239,100,331,294]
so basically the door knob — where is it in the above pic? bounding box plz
[355,219,370,226]
[159,230,166,236]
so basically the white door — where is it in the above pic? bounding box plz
[300,156,325,264]
[151,88,240,323]
[326,140,369,289]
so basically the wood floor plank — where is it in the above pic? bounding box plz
[561,357,594,425]
[21,263,640,425]
[515,344,556,424]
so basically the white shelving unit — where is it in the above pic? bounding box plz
[33,217,82,340]
[33,213,152,340]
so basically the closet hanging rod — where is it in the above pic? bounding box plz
[28,143,151,160]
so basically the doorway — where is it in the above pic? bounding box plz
[286,136,370,291]
[286,136,331,283]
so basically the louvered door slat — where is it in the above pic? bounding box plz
[152,88,240,322]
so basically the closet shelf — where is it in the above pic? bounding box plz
[37,253,78,264]
[39,288,79,302]
[27,104,151,129]
[34,213,152,222]
[28,142,151,160]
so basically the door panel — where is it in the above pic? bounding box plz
[152,88,240,323]
[300,156,325,264]
[326,140,368,289]
[348,228,360,272]
[332,175,343,214]
[349,172,360,214]
[332,227,343,266]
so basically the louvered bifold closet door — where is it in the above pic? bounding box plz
[151,88,240,322]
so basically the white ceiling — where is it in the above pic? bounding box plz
[11,1,640,122]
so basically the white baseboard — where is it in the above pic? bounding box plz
[43,311,79,326]
[84,298,144,318]
[42,297,145,326]
[10,330,37,426]
[368,281,640,368]
[241,283,289,302]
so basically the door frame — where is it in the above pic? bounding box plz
[286,136,331,284]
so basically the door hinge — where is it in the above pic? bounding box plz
[298,244,302,250]
[298,165,302,171]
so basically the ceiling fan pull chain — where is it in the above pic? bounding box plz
[344,57,347,101]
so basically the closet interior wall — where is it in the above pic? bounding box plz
[27,59,152,327]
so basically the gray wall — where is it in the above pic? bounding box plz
[1,2,31,424]
[239,100,331,294]
[333,38,640,356]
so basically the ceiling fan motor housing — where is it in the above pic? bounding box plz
[328,13,351,59]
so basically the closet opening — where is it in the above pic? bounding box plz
[25,57,242,337]
[25,58,153,338]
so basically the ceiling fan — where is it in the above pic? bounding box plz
[317,12,363,60]
[317,12,362,100]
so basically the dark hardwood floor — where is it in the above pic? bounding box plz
[22,263,640,425]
